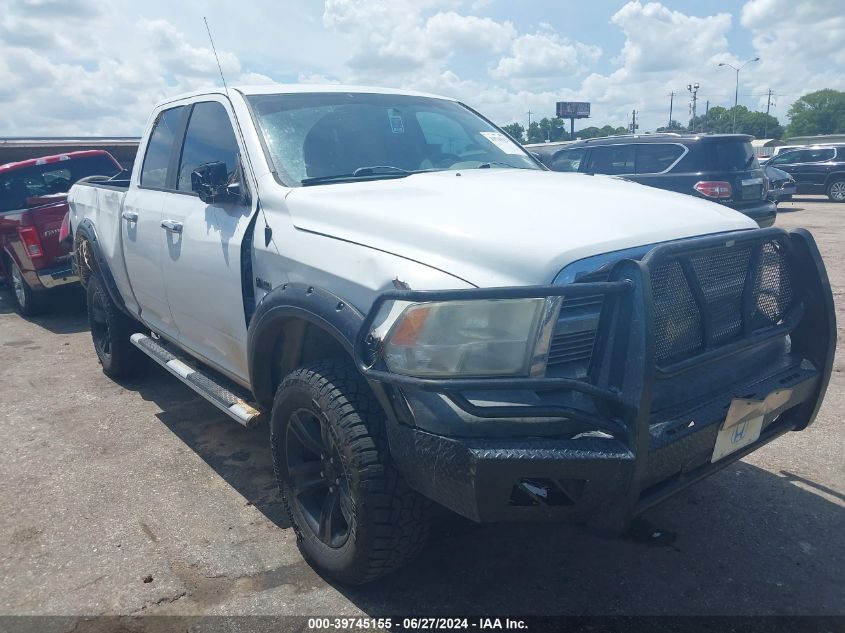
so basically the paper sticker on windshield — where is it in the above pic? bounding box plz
[480,131,522,155]
[388,109,405,134]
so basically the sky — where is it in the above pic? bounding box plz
[1,0,843,137]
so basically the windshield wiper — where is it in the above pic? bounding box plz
[301,165,415,186]
[477,161,527,169]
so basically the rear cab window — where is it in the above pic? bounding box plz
[140,106,186,189]
[0,155,121,212]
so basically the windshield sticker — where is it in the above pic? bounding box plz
[388,109,405,134]
[480,131,522,155]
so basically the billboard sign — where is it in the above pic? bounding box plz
[556,101,591,118]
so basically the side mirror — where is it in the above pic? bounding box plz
[191,161,242,204]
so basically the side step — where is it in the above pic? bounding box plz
[130,333,263,428]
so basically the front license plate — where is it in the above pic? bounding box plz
[711,401,763,462]
[712,389,795,463]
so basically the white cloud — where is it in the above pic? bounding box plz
[611,2,731,73]
[0,0,270,135]
[491,31,601,85]
[0,0,842,137]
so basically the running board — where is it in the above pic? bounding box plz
[130,333,263,428]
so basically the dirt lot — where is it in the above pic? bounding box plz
[1,197,843,621]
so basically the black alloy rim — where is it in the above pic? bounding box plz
[285,407,352,548]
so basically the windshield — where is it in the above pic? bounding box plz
[246,92,540,186]
[0,155,120,212]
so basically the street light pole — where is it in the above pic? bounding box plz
[718,57,760,133]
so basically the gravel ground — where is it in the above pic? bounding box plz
[0,196,842,623]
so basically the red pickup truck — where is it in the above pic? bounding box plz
[0,150,122,314]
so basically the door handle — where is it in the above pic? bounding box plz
[122,211,139,223]
[160,220,183,234]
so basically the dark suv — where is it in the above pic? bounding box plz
[531,134,776,227]
[763,145,845,202]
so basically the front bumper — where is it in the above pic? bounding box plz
[355,229,836,527]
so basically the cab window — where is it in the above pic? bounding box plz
[635,144,684,174]
[802,148,835,163]
[177,101,241,192]
[140,106,185,188]
[769,150,805,166]
[585,145,635,175]
[550,148,585,172]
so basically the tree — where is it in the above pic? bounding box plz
[784,89,845,138]
[689,105,782,138]
[656,120,687,133]
[500,123,525,143]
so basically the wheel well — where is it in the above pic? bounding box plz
[826,172,845,186]
[269,317,349,394]
[74,234,95,287]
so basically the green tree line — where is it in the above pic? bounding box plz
[501,89,845,142]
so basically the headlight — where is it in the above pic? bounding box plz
[380,297,560,378]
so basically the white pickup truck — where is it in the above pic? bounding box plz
[68,84,836,585]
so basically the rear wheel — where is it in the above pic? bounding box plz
[86,275,146,378]
[272,360,431,585]
[6,258,47,316]
[828,178,845,202]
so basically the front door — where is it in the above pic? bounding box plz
[159,99,256,381]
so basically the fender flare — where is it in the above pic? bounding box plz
[824,171,845,187]
[247,282,366,407]
[74,218,128,314]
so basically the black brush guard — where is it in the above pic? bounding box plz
[352,228,836,525]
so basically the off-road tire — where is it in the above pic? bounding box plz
[827,178,845,203]
[86,274,146,378]
[271,359,431,585]
[5,257,48,316]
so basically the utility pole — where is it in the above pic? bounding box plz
[704,100,709,132]
[687,83,699,132]
[668,91,675,129]
[526,110,533,133]
[630,110,638,134]
[764,89,775,138]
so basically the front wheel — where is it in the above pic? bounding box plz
[828,178,845,202]
[271,360,431,585]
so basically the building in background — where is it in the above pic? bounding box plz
[785,134,845,145]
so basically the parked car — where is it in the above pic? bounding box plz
[764,164,797,203]
[0,150,122,314]
[763,145,845,202]
[69,85,835,584]
[531,134,777,227]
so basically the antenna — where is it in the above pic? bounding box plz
[203,17,273,247]
[204,17,229,94]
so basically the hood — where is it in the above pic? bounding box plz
[285,169,757,287]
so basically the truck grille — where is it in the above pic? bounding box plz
[547,236,794,376]
[546,294,603,377]
[651,239,793,364]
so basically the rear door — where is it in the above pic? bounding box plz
[122,105,187,339]
[158,98,256,381]
[632,143,689,193]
